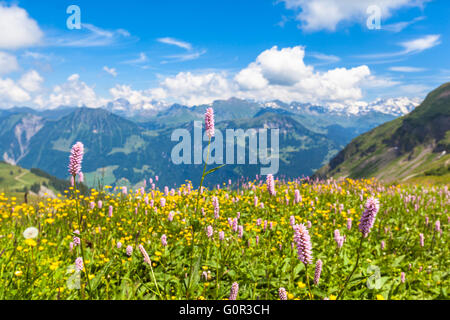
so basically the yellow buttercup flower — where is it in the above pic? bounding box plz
[24,238,37,247]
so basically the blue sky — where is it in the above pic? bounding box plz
[0,0,449,110]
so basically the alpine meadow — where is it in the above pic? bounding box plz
[0,0,448,303]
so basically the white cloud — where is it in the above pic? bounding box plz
[356,34,441,59]
[49,23,134,48]
[4,46,399,110]
[361,75,401,88]
[233,46,371,103]
[400,34,441,54]
[22,51,51,60]
[0,4,43,49]
[382,16,425,32]
[389,66,426,72]
[157,37,192,50]
[109,85,157,110]
[157,37,205,64]
[0,77,31,104]
[108,72,234,108]
[251,46,313,86]
[161,50,207,64]
[0,52,19,74]
[123,53,148,64]
[37,74,106,109]
[19,70,44,92]
[279,0,429,31]
[103,66,118,77]
[108,46,383,108]
[158,72,234,106]
[0,68,43,107]
[235,66,268,91]
[309,52,340,64]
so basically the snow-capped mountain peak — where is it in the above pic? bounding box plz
[365,97,422,116]
[318,97,421,116]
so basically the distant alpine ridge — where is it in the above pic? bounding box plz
[262,97,421,116]
[0,95,422,188]
[104,96,421,121]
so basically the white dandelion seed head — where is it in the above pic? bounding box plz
[23,227,39,239]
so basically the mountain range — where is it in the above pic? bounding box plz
[105,96,421,122]
[315,83,450,183]
[0,96,422,188]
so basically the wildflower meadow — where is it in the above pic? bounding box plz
[0,108,448,300]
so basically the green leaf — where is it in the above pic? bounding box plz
[204,164,226,176]
[91,260,114,290]
[391,255,405,267]
[190,255,202,289]
[374,276,389,290]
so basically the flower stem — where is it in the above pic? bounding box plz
[73,176,93,299]
[337,235,364,300]
[186,137,211,299]
[305,263,313,300]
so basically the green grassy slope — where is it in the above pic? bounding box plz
[0,162,88,199]
[0,161,58,196]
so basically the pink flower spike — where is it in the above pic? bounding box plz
[139,244,152,266]
[68,142,84,177]
[205,108,215,138]
[293,223,313,265]
[229,282,239,300]
[279,287,287,300]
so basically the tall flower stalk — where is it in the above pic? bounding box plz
[69,142,93,298]
[337,197,380,300]
[139,244,162,299]
[186,108,224,299]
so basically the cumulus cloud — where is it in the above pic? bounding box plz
[0,69,43,107]
[2,46,394,111]
[0,4,43,49]
[279,0,429,31]
[35,74,106,109]
[19,70,44,92]
[0,77,31,104]
[235,66,268,91]
[107,46,379,108]
[251,46,313,86]
[109,85,158,110]
[158,72,234,105]
[0,52,19,74]
[233,46,371,103]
